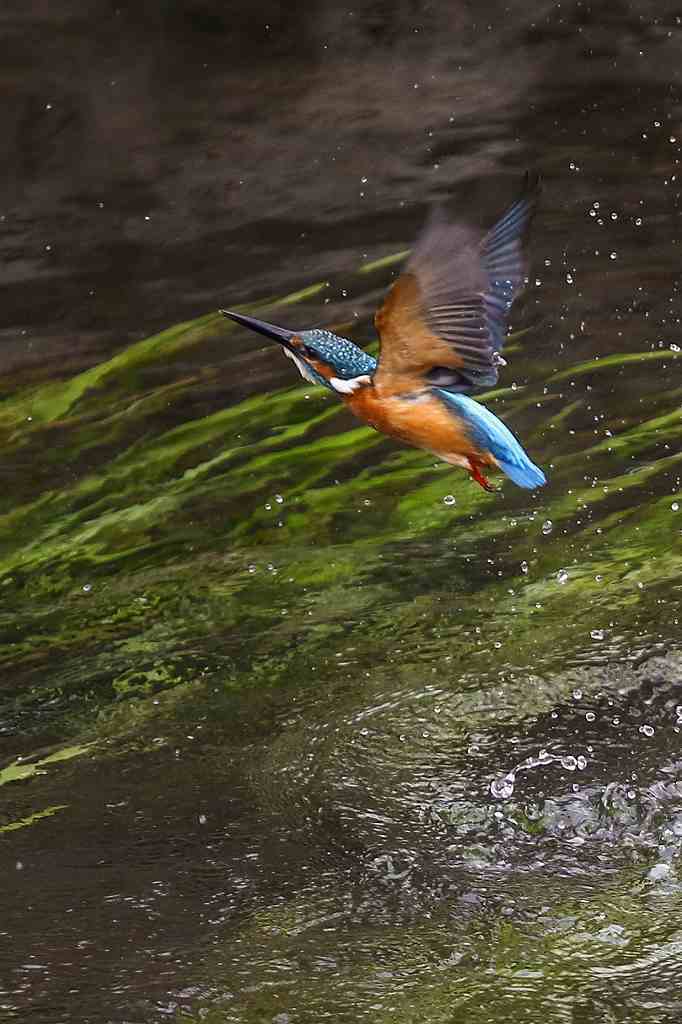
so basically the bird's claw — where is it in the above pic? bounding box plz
[468,460,499,493]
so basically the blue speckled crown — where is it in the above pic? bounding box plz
[299,329,377,380]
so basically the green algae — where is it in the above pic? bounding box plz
[0,744,92,788]
[0,274,681,1024]
[0,804,68,834]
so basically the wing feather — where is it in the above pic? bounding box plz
[374,173,540,389]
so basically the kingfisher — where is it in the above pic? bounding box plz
[222,174,545,492]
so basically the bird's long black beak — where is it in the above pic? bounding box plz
[221,309,296,350]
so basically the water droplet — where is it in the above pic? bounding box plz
[557,569,569,585]
[542,519,553,535]
[443,494,456,506]
[274,494,284,504]
[595,574,604,582]
[561,755,577,771]
[585,711,596,722]
[264,503,272,511]
[573,689,583,700]
[577,755,587,769]
[198,814,207,825]
[360,176,368,184]
[610,212,618,220]
[566,273,574,284]
[247,564,257,574]
[590,628,605,640]
[490,773,515,800]
[639,724,655,737]
[635,217,643,226]
[82,583,92,593]
[609,252,617,260]
[648,862,671,882]
[671,344,681,352]
[672,502,680,511]
[520,561,529,574]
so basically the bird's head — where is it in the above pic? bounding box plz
[221,311,376,393]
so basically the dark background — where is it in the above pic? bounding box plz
[2,0,679,381]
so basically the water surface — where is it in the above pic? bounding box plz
[1,2,682,1022]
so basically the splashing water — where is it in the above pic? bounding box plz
[490,748,586,800]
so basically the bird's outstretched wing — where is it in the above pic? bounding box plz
[374,173,540,391]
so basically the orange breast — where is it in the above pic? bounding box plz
[345,384,482,461]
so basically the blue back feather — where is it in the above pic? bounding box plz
[436,388,546,489]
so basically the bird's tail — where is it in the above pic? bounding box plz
[436,389,546,490]
[495,454,547,489]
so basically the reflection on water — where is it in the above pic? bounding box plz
[2,1,682,1022]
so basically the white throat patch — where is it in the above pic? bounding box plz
[282,347,371,393]
[282,347,321,385]
[328,374,372,394]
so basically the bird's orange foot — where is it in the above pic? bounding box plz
[468,459,499,493]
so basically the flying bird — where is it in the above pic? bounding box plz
[222,174,545,492]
